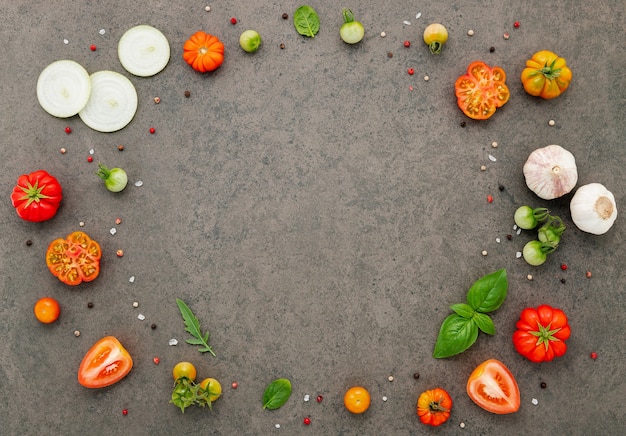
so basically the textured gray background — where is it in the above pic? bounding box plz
[1,0,624,434]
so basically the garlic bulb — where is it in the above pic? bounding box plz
[570,183,617,235]
[523,145,578,200]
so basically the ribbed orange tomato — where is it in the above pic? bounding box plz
[183,31,224,73]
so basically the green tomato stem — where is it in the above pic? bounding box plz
[96,163,111,181]
[342,8,355,23]
[429,41,443,55]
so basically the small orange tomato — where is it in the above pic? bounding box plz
[417,388,452,426]
[183,31,224,73]
[34,297,60,323]
[172,361,197,382]
[521,50,572,99]
[344,386,371,414]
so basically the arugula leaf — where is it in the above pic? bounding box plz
[293,5,320,37]
[433,314,479,358]
[466,268,508,313]
[262,378,292,410]
[176,298,216,356]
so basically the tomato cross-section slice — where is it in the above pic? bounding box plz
[78,336,133,388]
[46,231,101,285]
[467,359,520,414]
[455,61,510,120]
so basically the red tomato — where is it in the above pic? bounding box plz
[11,170,63,222]
[78,336,133,388]
[467,359,520,414]
[46,231,102,286]
[513,305,571,362]
[34,297,60,323]
[417,388,452,426]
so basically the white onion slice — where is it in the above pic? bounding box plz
[78,71,138,132]
[36,60,91,118]
[118,25,170,77]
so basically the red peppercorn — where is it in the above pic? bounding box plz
[487,195,493,203]
[153,357,160,365]
[149,127,155,134]
[231,382,238,389]
[561,263,568,271]
[513,21,520,28]
[230,17,237,25]
[590,352,598,359]
[403,40,410,48]
[316,395,323,403]
[65,126,72,134]
[90,44,97,51]
[122,409,128,415]
[407,68,415,75]
[303,417,311,425]
[87,156,93,163]
[586,271,592,278]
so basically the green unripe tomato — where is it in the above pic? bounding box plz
[240,30,262,53]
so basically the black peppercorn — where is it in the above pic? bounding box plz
[506,234,513,240]
[282,13,288,19]
[561,278,566,284]
[489,46,495,53]
[460,121,467,127]
[26,240,33,246]
[540,382,547,389]
[413,372,420,380]
[498,184,505,191]
[87,302,94,308]
[151,324,157,330]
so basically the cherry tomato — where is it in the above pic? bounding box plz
[455,61,510,120]
[78,336,133,388]
[417,388,452,426]
[423,23,448,54]
[344,386,371,414]
[34,297,60,324]
[199,378,222,403]
[467,359,520,414]
[172,362,197,382]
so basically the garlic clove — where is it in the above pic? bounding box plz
[570,183,617,235]
[523,145,578,200]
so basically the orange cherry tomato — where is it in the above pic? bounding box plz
[78,336,133,388]
[455,61,510,120]
[344,386,371,414]
[34,297,60,323]
[172,361,197,382]
[183,31,225,73]
[46,231,101,286]
[417,388,452,426]
[467,359,520,414]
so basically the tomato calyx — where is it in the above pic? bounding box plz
[529,321,564,351]
[428,399,450,413]
[536,59,563,80]
[16,180,52,207]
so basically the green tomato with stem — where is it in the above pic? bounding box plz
[96,164,127,192]
[340,9,365,44]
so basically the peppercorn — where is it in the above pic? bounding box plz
[184,90,191,98]
[280,43,285,49]
[151,323,157,330]
[540,382,547,389]
[118,144,125,151]
[387,52,393,58]
[560,278,566,284]
[498,184,505,191]
[88,302,94,308]
[489,46,495,52]
[26,240,32,246]
[506,234,513,240]
[460,121,466,127]
[282,13,288,19]
[413,372,420,380]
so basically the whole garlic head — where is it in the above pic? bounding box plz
[523,145,578,200]
[570,183,617,235]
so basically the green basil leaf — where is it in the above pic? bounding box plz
[293,5,320,37]
[433,314,479,358]
[262,378,292,410]
[466,268,508,313]
[450,303,475,319]
[472,312,496,335]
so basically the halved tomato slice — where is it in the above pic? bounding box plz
[78,336,133,388]
[467,359,520,414]
[46,231,101,285]
[455,61,510,120]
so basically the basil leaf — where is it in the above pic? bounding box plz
[450,303,475,319]
[466,269,508,313]
[262,378,292,410]
[433,314,479,358]
[293,5,320,37]
[472,312,496,335]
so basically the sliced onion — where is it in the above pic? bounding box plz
[78,71,138,132]
[37,60,91,118]
[118,25,170,77]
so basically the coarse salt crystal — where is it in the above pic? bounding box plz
[382,396,388,402]
[513,225,518,231]
[488,154,497,162]
[516,228,522,235]
[496,237,501,243]
[516,251,523,258]
[63,39,69,44]
[168,339,178,346]
[110,228,117,235]
[403,21,411,25]
[416,12,422,19]
[134,181,144,187]
[531,398,539,405]
[99,29,106,35]
[138,314,145,320]
[89,149,95,155]
[129,276,135,283]
[304,395,310,402]
[275,424,281,429]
